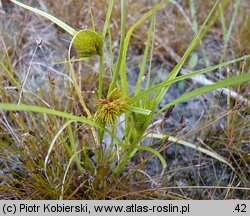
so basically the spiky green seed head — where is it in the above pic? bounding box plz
[95,89,130,125]
[72,30,103,58]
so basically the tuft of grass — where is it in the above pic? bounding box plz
[0,0,249,200]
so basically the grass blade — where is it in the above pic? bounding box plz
[129,106,151,115]
[108,0,126,93]
[156,73,250,115]
[152,0,224,108]
[131,54,250,103]
[102,0,115,39]
[120,0,170,92]
[148,133,234,170]
[60,147,93,200]
[44,120,75,187]
[137,145,167,175]
[10,0,76,36]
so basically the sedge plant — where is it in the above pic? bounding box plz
[0,0,249,199]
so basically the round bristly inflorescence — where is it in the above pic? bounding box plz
[72,30,103,58]
[95,89,130,125]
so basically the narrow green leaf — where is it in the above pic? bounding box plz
[44,120,75,187]
[134,10,156,96]
[129,106,151,115]
[148,133,234,170]
[108,0,126,93]
[137,145,167,171]
[0,103,94,126]
[10,0,76,36]
[0,103,123,146]
[131,55,250,103]
[102,0,115,39]
[60,147,93,200]
[152,0,222,108]
[120,0,170,93]
[157,73,250,115]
